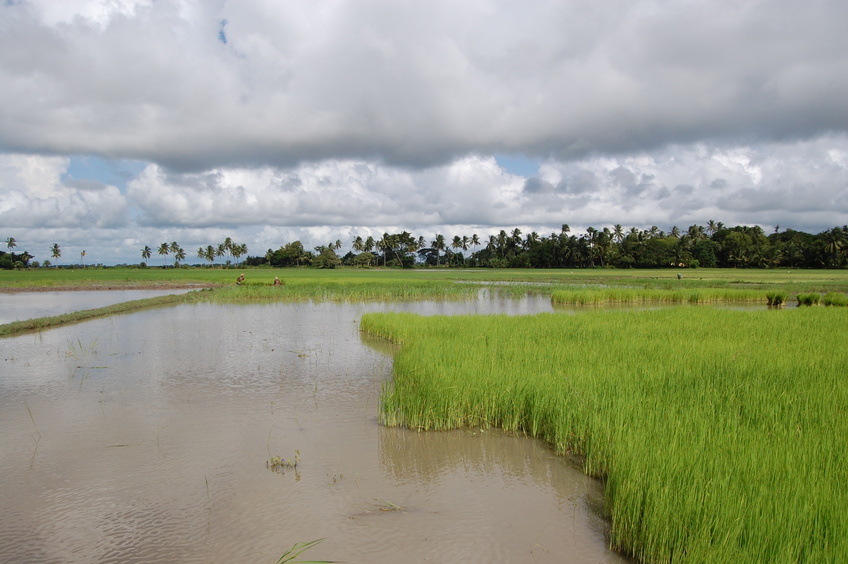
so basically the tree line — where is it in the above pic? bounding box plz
[4,223,848,270]
[258,222,848,269]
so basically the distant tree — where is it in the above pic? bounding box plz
[5,237,16,251]
[80,250,86,267]
[51,243,62,264]
[174,247,186,266]
[142,245,152,262]
[158,243,169,266]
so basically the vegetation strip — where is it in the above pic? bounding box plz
[550,287,766,304]
[0,292,201,337]
[361,308,847,562]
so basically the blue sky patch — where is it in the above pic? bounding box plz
[495,154,540,178]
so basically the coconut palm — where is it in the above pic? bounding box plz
[174,247,186,266]
[5,237,15,251]
[432,234,446,266]
[51,243,62,264]
[80,250,86,267]
[141,245,152,262]
[158,242,169,266]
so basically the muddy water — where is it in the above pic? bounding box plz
[0,297,628,563]
[0,289,196,325]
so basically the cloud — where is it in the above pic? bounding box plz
[0,154,127,228]
[1,1,847,170]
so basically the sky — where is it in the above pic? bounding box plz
[1,0,847,265]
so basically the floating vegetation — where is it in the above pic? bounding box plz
[362,307,848,562]
[267,450,301,473]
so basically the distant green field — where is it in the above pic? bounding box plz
[3,266,848,293]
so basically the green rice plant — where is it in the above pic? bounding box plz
[362,307,848,563]
[765,290,788,306]
[796,292,821,306]
[200,279,478,303]
[822,292,848,307]
[276,538,332,564]
[551,287,765,305]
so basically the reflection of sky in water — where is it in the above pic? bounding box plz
[0,289,195,325]
[0,298,626,564]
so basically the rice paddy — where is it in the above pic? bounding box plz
[361,307,848,562]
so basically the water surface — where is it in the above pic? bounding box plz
[0,289,196,325]
[0,297,627,563]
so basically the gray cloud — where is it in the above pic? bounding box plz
[2,1,848,264]
[1,1,847,170]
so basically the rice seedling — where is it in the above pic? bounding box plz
[795,292,821,306]
[362,307,848,562]
[823,292,848,307]
[550,287,765,305]
[765,290,788,306]
[275,538,333,564]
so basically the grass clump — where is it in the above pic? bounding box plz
[361,307,848,563]
[765,290,788,306]
[823,292,848,307]
[796,292,821,306]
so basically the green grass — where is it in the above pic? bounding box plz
[4,266,848,293]
[550,287,765,305]
[361,307,848,562]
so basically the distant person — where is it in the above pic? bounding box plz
[236,273,245,285]
[273,276,281,286]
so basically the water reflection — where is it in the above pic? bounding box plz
[0,288,196,325]
[0,298,626,563]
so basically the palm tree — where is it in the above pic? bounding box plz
[612,224,624,244]
[205,245,217,264]
[141,245,152,262]
[471,234,480,255]
[5,237,16,251]
[707,220,718,237]
[158,243,169,266]
[170,241,180,255]
[352,236,365,253]
[51,243,62,264]
[432,234,446,266]
[80,250,86,267]
[174,247,186,266]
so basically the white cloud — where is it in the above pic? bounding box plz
[0,154,127,229]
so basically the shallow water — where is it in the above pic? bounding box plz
[0,297,627,563]
[0,289,196,325]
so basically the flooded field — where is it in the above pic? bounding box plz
[0,295,627,563]
[0,289,196,325]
